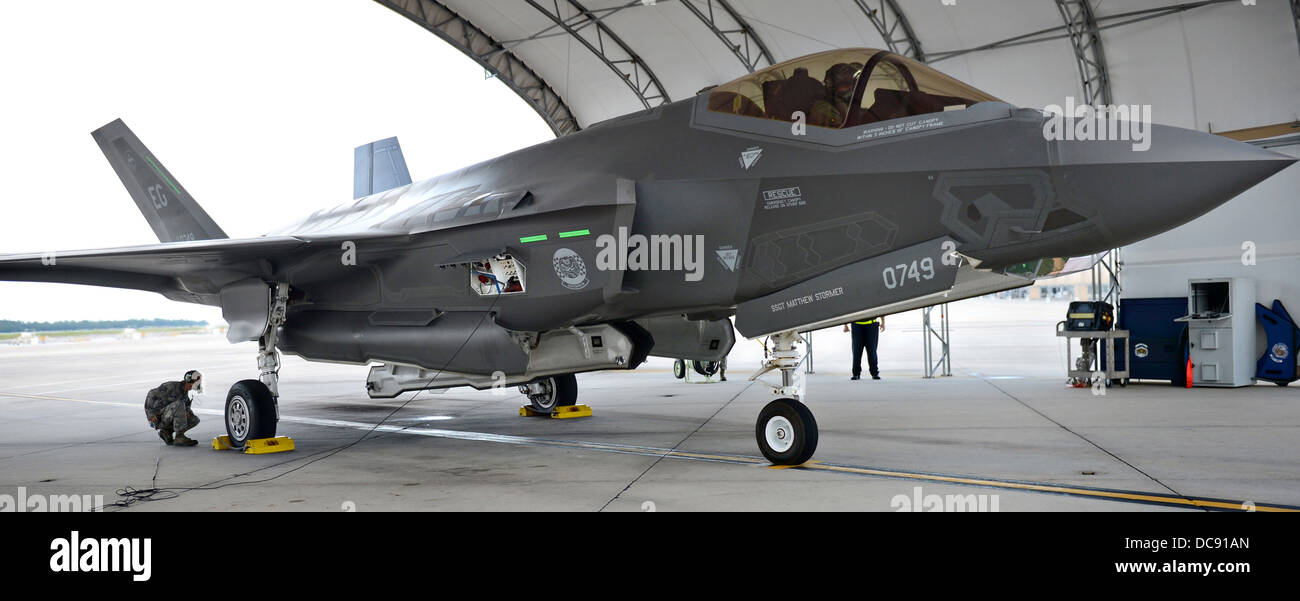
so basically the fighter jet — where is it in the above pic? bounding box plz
[2,49,1292,464]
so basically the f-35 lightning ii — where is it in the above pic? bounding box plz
[2,49,1292,464]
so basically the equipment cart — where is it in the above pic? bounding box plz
[1056,323,1131,386]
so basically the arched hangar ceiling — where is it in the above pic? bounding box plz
[376,0,1300,137]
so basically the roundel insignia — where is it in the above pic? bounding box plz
[1134,343,1149,359]
[552,248,589,290]
[1270,343,1289,363]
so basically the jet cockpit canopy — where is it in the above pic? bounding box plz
[707,48,1000,130]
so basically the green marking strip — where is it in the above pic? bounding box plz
[558,229,590,238]
[519,234,548,243]
[144,156,180,196]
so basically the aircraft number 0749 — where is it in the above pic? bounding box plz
[882,257,936,289]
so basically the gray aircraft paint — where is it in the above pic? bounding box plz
[91,119,228,243]
[735,237,959,338]
[353,137,412,200]
[1,62,1294,382]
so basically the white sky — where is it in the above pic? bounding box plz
[0,0,554,323]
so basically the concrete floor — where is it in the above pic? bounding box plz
[1,299,1296,512]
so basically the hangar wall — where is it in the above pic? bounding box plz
[1099,0,1300,132]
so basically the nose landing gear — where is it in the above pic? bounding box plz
[749,331,817,465]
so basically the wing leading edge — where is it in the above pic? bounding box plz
[0,237,308,305]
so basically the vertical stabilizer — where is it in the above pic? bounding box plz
[354,136,412,199]
[91,119,228,242]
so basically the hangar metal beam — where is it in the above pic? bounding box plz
[523,0,672,109]
[929,0,1234,64]
[1055,0,1113,106]
[374,0,581,136]
[851,0,926,62]
[1292,0,1300,61]
[677,0,775,72]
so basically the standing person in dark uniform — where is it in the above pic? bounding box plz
[844,317,885,380]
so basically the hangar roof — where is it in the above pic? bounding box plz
[376,0,1300,138]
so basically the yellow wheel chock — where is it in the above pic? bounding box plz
[211,435,295,454]
[518,404,592,419]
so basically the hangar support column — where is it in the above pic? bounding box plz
[522,0,672,109]
[677,0,775,72]
[1055,0,1114,106]
[852,0,926,62]
[374,0,581,136]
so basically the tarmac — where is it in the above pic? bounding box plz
[1,299,1296,512]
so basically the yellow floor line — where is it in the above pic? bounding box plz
[4,390,1295,511]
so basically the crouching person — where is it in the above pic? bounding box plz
[145,370,203,446]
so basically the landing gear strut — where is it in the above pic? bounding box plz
[749,331,817,465]
[224,283,286,448]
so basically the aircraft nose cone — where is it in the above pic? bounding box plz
[1054,124,1296,248]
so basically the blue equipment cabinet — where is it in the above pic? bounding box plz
[1110,297,1189,384]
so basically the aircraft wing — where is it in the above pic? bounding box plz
[0,236,312,305]
[1,118,379,306]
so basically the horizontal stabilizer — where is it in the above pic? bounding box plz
[354,136,412,199]
[91,119,228,243]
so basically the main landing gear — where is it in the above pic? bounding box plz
[519,373,578,413]
[672,358,727,382]
[224,283,286,448]
[749,331,817,465]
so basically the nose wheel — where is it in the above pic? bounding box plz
[756,398,818,465]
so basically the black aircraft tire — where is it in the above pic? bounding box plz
[694,360,720,377]
[528,374,578,412]
[673,359,686,379]
[225,380,277,448]
[755,398,818,465]
[552,374,578,407]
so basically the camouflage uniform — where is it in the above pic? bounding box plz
[810,62,859,128]
[144,381,199,436]
[809,98,848,128]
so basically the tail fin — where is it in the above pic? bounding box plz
[353,136,412,199]
[91,119,228,242]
